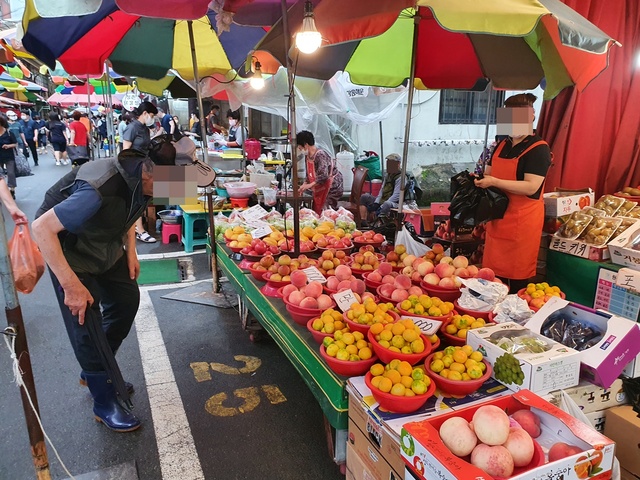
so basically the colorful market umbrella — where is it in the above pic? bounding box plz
[20,0,269,80]
[254,0,618,100]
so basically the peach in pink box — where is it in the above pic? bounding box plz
[400,390,615,480]
[525,296,640,388]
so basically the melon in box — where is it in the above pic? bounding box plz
[466,321,581,395]
[400,390,615,480]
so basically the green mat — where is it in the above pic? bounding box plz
[137,259,181,285]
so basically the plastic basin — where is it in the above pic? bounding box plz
[320,346,378,377]
[452,300,492,320]
[362,272,382,292]
[344,310,399,335]
[424,352,492,396]
[367,330,432,366]
[353,240,383,250]
[306,318,333,344]
[285,304,319,326]
[420,281,462,302]
[364,372,436,414]
[248,265,269,281]
[223,182,257,198]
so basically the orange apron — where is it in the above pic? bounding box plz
[482,140,547,280]
[307,153,335,215]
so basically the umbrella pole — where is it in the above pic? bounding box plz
[0,215,51,479]
[482,82,493,169]
[396,14,421,231]
[379,121,385,179]
[281,0,300,255]
[87,74,94,160]
[187,19,230,303]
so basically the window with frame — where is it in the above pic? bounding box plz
[439,89,505,125]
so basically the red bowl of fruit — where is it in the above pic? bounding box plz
[286,304,320,326]
[351,252,385,262]
[260,273,291,297]
[344,310,399,335]
[453,301,492,321]
[391,264,405,273]
[248,264,269,281]
[438,317,493,346]
[317,245,354,255]
[306,318,334,344]
[367,329,432,365]
[420,281,462,302]
[517,288,566,302]
[241,249,281,263]
[364,372,436,413]
[282,295,336,315]
[353,240,384,250]
[228,245,245,254]
[320,345,378,377]
[375,285,395,304]
[396,306,454,323]
[362,272,383,291]
[424,352,492,396]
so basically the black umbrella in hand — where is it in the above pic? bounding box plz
[84,306,133,410]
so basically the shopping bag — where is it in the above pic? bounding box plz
[67,145,89,162]
[449,170,509,226]
[14,148,32,177]
[395,226,430,257]
[8,222,45,294]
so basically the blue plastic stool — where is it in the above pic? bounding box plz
[181,211,209,253]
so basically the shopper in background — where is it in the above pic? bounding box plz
[32,143,176,433]
[48,113,70,166]
[34,114,48,155]
[6,111,27,152]
[206,105,223,135]
[0,115,19,199]
[68,110,90,162]
[296,130,344,215]
[474,93,551,293]
[359,153,403,225]
[117,113,130,153]
[19,110,38,167]
[122,101,158,243]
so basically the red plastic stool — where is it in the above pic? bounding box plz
[162,222,182,244]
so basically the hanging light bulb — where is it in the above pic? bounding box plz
[296,0,322,54]
[250,61,265,90]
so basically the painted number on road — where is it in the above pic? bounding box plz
[191,355,287,417]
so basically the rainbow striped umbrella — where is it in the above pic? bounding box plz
[20,0,268,80]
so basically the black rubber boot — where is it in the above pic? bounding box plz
[84,371,141,432]
[80,370,134,394]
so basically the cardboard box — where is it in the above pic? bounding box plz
[348,389,405,475]
[430,202,450,221]
[347,420,403,480]
[623,352,640,378]
[584,409,607,432]
[544,189,595,217]
[466,321,581,395]
[608,220,640,270]
[604,406,640,477]
[549,236,611,261]
[401,390,616,480]
[621,468,640,480]
[526,297,640,388]
[547,378,628,414]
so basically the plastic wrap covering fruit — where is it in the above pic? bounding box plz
[488,329,552,354]
[581,207,606,217]
[616,199,637,216]
[612,217,637,238]
[555,212,593,239]
[593,194,625,216]
[578,216,621,246]
[540,311,604,351]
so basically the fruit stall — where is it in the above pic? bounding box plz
[212,202,640,478]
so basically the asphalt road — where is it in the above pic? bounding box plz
[0,151,344,480]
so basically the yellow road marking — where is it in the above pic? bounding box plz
[261,385,287,404]
[205,387,261,417]
[189,362,212,382]
[209,355,261,375]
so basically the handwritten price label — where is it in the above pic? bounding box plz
[248,220,272,239]
[550,237,589,258]
[333,289,359,312]
[241,204,268,223]
[399,315,442,336]
[302,266,327,284]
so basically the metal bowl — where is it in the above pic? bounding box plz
[157,209,183,224]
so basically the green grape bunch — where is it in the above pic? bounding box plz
[493,353,525,386]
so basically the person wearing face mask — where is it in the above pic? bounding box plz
[216,109,246,148]
[48,113,70,166]
[122,101,158,243]
[296,130,344,215]
[20,110,39,166]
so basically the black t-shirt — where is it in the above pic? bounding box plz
[48,121,67,143]
[488,135,551,200]
[0,130,16,161]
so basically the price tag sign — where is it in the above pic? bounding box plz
[549,237,590,258]
[333,289,359,312]
[399,315,442,336]
[241,204,269,223]
[249,224,272,239]
[302,266,327,284]
[122,92,141,112]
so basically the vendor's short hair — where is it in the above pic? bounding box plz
[504,93,537,108]
[296,130,315,147]
[386,153,401,163]
[226,109,241,120]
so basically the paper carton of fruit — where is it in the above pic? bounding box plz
[543,189,595,217]
[525,296,640,388]
[400,390,615,480]
[607,219,640,270]
[466,322,581,395]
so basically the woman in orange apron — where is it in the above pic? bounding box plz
[296,130,344,215]
[475,94,551,292]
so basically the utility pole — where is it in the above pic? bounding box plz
[1,216,51,480]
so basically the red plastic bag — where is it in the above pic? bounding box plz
[8,222,45,294]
